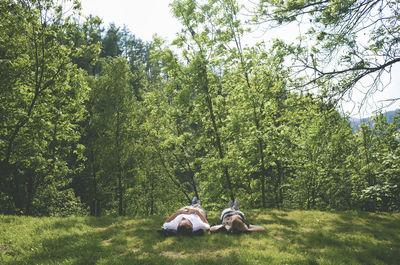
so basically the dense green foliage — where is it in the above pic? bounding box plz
[0,0,399,217]
[1,211,400,264]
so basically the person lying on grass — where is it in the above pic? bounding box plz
[210,199,265,234]
[161,197,210,235]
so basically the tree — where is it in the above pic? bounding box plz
[70,14,103,75]
[89,57,134,216]
[292,102,355,209]
[101,23,123,58]
[254,0,400,107]
[171,0,238,202]
[74,24,162,216]
[0,0,90,215]
[352,111,400,211]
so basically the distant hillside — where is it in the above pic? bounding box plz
[350,109,399,130]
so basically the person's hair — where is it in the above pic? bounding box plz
[230,217,248,232]
[177,223,193,235]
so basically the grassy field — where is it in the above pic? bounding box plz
[1,209,399,265]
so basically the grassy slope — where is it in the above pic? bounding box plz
[1,210,399,265]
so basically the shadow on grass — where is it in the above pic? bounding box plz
[3,215,245,265]
[2,211,400,265]
[5,217,113,265]
[267,210,400,265]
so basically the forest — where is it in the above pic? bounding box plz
[1,0,399,217]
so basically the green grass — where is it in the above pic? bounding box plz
[1,210,399,265]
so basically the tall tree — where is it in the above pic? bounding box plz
[171,0,237,201]
[254,0,400,106]
[0,0,90,215]
[352,112,400,211]
[293,102,355,209]
[90,57,134,216]
[101,23,122,58]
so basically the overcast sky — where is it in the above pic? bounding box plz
[79,0,399,117]
[80,0,180,42]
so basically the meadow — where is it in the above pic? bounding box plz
[1,210,399,265]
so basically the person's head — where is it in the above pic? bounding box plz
[177,217,193,235]
[225,214,248,233]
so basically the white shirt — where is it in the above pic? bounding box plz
[162,213,210,232]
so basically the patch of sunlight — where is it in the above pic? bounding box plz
[301,227,313,233]
[125,236,143,251]
[161,249,234,259]
[161,251,187,258]
[94,227,110,232]
[152,237,177,251]
[101,239,111,246]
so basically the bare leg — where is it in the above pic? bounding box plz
[233,199,239,210]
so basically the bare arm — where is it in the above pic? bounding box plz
[210,224,224,232]
[247,224,265,231]
[193,209,209,224]
[164,212,180,223]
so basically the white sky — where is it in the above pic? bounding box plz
[79,0,399,117]
[80,0,180,42]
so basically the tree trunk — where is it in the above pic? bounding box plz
[198,57,234,201]
[150,175,155,215]
[25,173,33,215]
[275,160,283,209]
[159,153,191,202]
[116,111,124,216]
[91,148,98,216]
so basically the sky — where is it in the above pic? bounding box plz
[80,0,180,42]
[79,0,399,117]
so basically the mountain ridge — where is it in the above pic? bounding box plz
[349,109,399,130]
